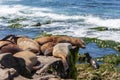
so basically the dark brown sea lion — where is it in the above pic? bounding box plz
[0,41,21,54]
[13,50,42,72]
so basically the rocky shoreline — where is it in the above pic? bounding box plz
[0,33,120,80]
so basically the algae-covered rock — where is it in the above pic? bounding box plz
[96,54,120,66]
[0,16,7,19]
[33,22,41,26]
[89,26,108,31]
[83,37,120,52]
[77,63,120,80]
[9,23,23,28]
[8,18,26,23]
[34,32,52,39]
[43,20,52,25]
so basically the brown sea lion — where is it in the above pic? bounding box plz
[34,36,55,45]
[56,36,86,48]
[16,37,40,53]
[53,43,72,71]
[40,42,56,56]
[0,41,21,54]
[13,50,42,72]
[1,34,16,42]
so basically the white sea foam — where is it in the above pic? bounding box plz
[0,4,120,29]
[85,15,120,29]
[0,4,120,42]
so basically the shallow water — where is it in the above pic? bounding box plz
[79,43,117,58]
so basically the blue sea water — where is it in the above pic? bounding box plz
[0,0,119,57]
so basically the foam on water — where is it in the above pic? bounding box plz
[85,15,120,29]
[0,4,120,42]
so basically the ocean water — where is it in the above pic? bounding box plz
[0,0,119,57]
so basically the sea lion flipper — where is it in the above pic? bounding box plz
[1,35,16,41]
[44,48,53,56]
[32,64,44,70]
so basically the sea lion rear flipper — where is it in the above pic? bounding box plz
[32,64,44,70]
[1,35,16,41]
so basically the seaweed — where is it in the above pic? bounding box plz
[83,37,120,52]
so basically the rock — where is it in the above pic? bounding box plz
[36,56,67,78]
[0,68,17,80]
[33,22,41,26]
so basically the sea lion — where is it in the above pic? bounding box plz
[0,43,22,54]
[0,53,17,68]
[1,34,16,43]
[40,42,56,56]
[0,41,21,54]
[53,43,72,71]
[34,36,55,45]
[56,36,86,48]
[16,37,40,53]
[13,50,42,72]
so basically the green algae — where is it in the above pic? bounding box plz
[8,18,26,23]
[68,47,79,79]
[89,26,120,31]
[89,26,108,31]
[83,37,120,52]
[9,23,23,28]
[77,62,120,80]
[43,20,52,25]
[0,16,8,19]
[34,32,52,39]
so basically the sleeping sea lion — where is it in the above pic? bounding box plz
[40,42,56,56]
[13,50,42,72]
[53,43,72,71]
[56,36,86,48]
[0,41,21,54]
[16,37,40,53]
[34,36,56,45]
